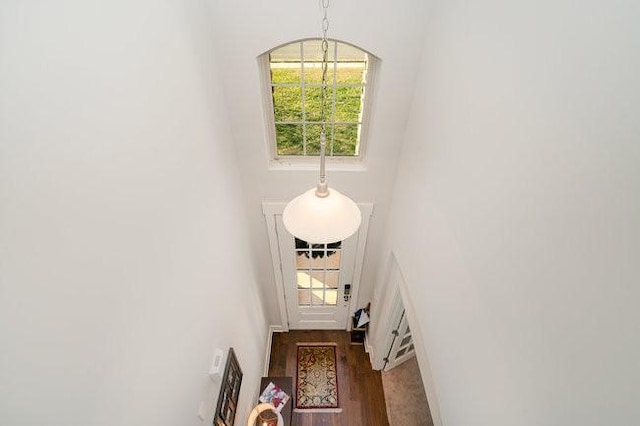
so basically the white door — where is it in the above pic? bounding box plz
[383,308,416,371]
[275,216,357,329]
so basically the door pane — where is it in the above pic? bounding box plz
[326,251,341,269]
[295,238,344,307]
[325,290,338,305]
[297,272,311,288]
[311,289,325,306]
[325,271,339,288]
[310,271,325,288]
[310,253,326,269]
[296,252,310,268]
[298,289,311,306]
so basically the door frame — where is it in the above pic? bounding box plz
[263,202,373,331]
[370,251,443,426]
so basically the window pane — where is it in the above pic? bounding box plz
[298,289,311,306]
[310,271,325,288]
[275,124,303,155]
[304,87,323,122]
[295,238,310,249]
[273,86,302,121]
[335,63,365,85]
[328,241,342,249]
[325,271,339,289]
[311,289,325,305]
[303,66,326,85]
[325,290,338,306]
[334,85,363,122]
[303,40,335,83]
[400,336,412,347]
[271,43,301,62]
[326,251,340,269]
[297,271,311,289]
[303,39,336,62]
[332,124,359,156]
[336,42,366,62]
[296,251,310,269]
[305,124,323,155]
[270,65,302,84]
[396,348,407,358]
[308,252,324,269]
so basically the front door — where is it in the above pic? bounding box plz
[276,216,357,329]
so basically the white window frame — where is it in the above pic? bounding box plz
[259,38,378,170]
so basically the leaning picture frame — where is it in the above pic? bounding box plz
[213,348,243,426]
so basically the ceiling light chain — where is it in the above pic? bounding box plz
[317,0,330,198]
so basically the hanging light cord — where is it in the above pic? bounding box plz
[316,0,330,198]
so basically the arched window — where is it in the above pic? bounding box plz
[260,39,378,163]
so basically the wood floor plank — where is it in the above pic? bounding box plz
[269,330,390,426]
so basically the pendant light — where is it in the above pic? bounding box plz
[282,0,362,244]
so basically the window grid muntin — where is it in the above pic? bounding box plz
[269,39,368,158]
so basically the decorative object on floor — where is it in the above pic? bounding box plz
[295,343,341,413]
[354,303,371,328]
[259,381,290,413]
[282,0,361,244]
[214,348,243,426]
[351,303,371,345]
[246,403,284,426]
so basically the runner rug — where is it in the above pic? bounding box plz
[294,342,342,413]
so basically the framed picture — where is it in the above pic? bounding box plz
[213,348,243,426]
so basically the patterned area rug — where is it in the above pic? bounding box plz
[295,343,342,413]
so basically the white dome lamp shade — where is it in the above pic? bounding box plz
[283,183,361,244]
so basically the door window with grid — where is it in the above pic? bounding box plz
[295,238,342,306]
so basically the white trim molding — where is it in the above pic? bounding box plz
[262,203,291,332]
[263,325,284,376]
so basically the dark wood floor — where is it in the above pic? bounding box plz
[268,330,390,426]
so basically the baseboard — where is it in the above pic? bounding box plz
[364,330,377,366]
[263,325,285,376]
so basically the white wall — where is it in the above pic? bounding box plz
[0,1,268,425]
[384,0,640,425]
